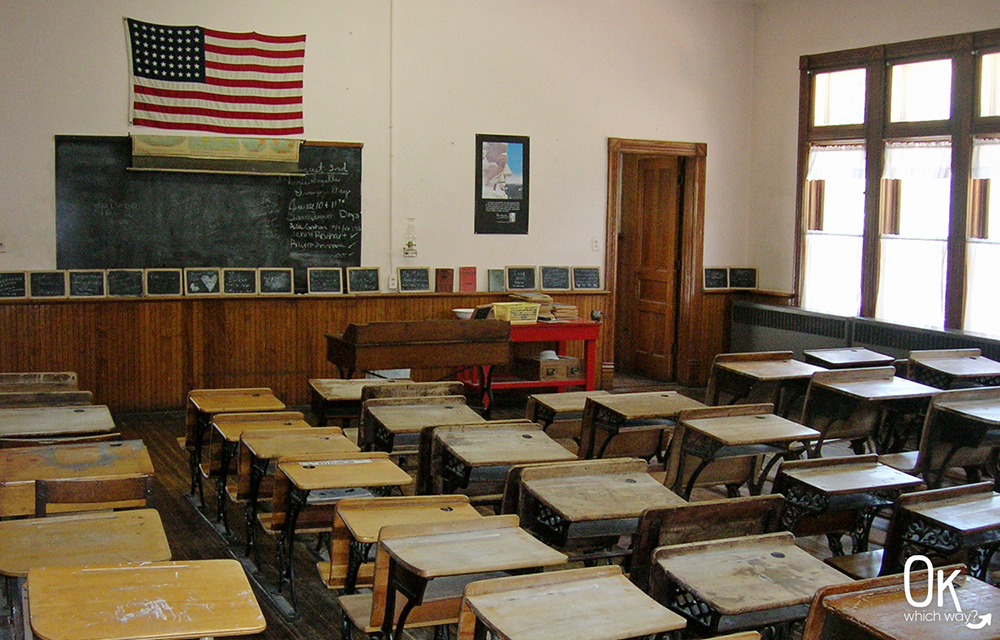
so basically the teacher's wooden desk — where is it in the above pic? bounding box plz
[26,559,265,640]
[0,439,154,518]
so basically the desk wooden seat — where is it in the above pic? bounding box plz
[456,565,686,640]
[524,389,611,438]
[308,377,413,427]
[26,559,265,640]
[323,494,482,592]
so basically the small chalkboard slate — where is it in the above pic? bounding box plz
[68,270,106,298]
[146,269,182,296]
[571,266,601,290]
[398,267,432,293]
[488,269,505,292]
[505,266,537,291]
[106,269,145,297]
[184,268,221,295]
[307,267,343,295]
[0,272,27,299]
[703,267,729,290]
[259,268,294,295]
[29,271,68,299]
[728,267,758,290]
[347,267,380,294]
[222,269,258,295]
[539,266,571,291]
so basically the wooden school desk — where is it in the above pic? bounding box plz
[186,388,285,503]
[434,424,576,493]
[652,532,851,637]
[275,453,412,609]
[707,354,825,416]
[930,388,1000,489]
[0,404,116,438]
[366,401,484,455]
[238,427,359,559]
[673,405,819,499]
[0,372,78,390]
[802,347,896,370]
[580,391,705,460]
[524,389,611,433]
[774,455,923,556]
[517,459,684,560]
[907,348,1000,389]
[801,367,937,456]
[0,439,154,518]
[308,377,412,427]
[26,559,265,640]
[803,568,1000,640]
[378,516,567,640]
[457,566,686,640]
[206,411,311,532]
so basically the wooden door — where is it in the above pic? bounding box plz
[614,156,683,380]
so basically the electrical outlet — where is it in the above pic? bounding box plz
[591,238,600,251]
[388,274,398,290]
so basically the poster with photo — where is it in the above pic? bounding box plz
[475,134,529,234]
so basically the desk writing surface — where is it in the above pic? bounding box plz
[381,525,566,578]
[803,347,895,369]
[27,559,265,640]
[817,376,938,402]
[655,533,849,615]
[214,417,312,443]
[436,428,576,468]
[278,457,412,492]
[821,575,1000,640]
[717,359,825,381]
[241,428,358,459]
[527,390,610,414]
[906,492,1000,535]
[523,472,684,521]
[936,397,1000,425]
[340,501,482,543]
[309,378,411,401]
[591,391,705,420]
[0,405,116,437]
[368,403,484,434]
[0,509,170,578]
[910,353,1000,378]
[681,413,819,446]
[188,391,285,415]
[781,460,921,496]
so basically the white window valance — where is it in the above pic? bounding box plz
[806,144,865,181]
[882,140,951,180]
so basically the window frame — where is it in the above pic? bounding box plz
[796,29,1000,329]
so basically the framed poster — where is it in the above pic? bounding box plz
[475,134,529,234]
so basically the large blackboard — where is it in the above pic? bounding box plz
[55,136,362,293]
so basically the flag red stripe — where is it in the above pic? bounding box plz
[134,84,302,105]
[133,117,303,135]
[203,75,303,90]
[203,28,305,45]
[135,101,302,121]
[206,60,304,74]
[204,42,304,59]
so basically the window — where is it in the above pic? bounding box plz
[797,28,1000,335]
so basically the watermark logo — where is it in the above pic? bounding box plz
[902,556,992,630]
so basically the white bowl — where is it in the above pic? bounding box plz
[453,308,474,320]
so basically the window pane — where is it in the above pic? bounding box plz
[813,68,866,126]
[806,145,866,235]
[981,52,1000,117]
[876,237,946,329]
[890,59,952,122]
[882,142,951,239]
[965,240,1000,336]
[801,233,862,316]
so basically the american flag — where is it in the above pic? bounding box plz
[126,18,305,136]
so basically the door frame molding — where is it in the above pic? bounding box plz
[605,138,707,385]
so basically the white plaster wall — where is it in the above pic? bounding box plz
[750,0,1000,293]
[0,0,756,291]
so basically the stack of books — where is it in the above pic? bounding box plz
[510,292,553,319]
[550,303,579,321]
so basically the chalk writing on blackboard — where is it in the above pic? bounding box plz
[398,267,432,293]
[260,268,294,294]
[146,269,182,296]
[107,269,145,297]
[307,267,343,294]
[0,272,27,299]
[728,267,757,290]
[703,267,729,290]
[571,267,601,290]
[347,267,380,294]
[29,272,68,298]
[223,269,258,295]
[185,268,221,295]
[68,271,106,298]
[505,266,537,291]
[539,266,571,291]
